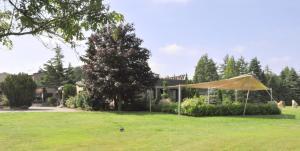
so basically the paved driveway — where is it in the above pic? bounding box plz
[0,106,78,113]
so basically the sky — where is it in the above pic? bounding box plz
[1,0,300,78]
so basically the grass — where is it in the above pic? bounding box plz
[0,108,300,151]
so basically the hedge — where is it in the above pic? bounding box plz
[181,100,281,116]
[154,97,281,116]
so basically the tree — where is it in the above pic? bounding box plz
[223,56,237,79]
[248,57,268,102]
[236,56,248,75]
[193,54,219,83]
[72,66,84,82]
[82,23,158,111]
[64,63,75,84]
[248,57,265,82]
[0,0,123,48]
[41,46,65,88]
[279,67,300,105]
[0,73,36,108]
[264,66,281,101]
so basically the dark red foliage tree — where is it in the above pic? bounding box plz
[82,24,158,111]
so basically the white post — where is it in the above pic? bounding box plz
[155,87,158,100]
[178,85,181,115]
[243,90,250,116]
[270,88,273,102]
[207,88,210,104]
[235,90,238,102]
[149,90,152,112]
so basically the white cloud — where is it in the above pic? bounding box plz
[269,56,291,64]
[159,43,200,56]
[159,44,184,55]
[151,0,190,4]
[148,59,166,75]
[232,45,246,54]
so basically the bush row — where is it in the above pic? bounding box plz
[181,103,280,116]
[154,97,281,116]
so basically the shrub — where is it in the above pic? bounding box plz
[181,96,206,115]
[0,74,36,109]
[45,97,58,106]
[0,95,9,106]
[66,96,76,108]
[153,98,178,113]
[63,84,76,100]
[181,99,281,116]
[66,92,92,110]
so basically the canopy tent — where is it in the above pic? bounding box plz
[176,74,273,116]
[181,74,268,90]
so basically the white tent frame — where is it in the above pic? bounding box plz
[177,86,273,116]
[175,75,274,116]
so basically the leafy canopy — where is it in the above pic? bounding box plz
[0,0,123,48]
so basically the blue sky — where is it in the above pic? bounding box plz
[1,0,300,77]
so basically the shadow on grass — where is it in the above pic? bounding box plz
[107,111,296,119]
[106,111,169,116]
[241,114,296,119]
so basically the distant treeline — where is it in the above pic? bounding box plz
[189,54,300,105]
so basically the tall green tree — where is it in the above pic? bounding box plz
[64,63,75,84]
[220,56,238,102]
[248,57,268,102]
[248,57,266,82]
[193,54,219,83]
[0,0,123,48]
[41,46,65,88]
[223,56,237,79]
[236,56,248,75]
[82,23,158,111]
[264,66,281,101]
[279,67,300,105]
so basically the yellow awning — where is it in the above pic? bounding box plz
[181,74,268,91]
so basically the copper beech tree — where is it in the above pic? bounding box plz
[82,24,158,111]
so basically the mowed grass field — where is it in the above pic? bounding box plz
[0,108,300,151]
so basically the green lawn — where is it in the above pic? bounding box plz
[0,108,300,151]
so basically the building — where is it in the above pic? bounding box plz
[152,74,188,101]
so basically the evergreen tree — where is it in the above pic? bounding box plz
[223,56,237,79]
[279,67,300,104]
[264,66,281,101]
[41,46,65,88]
[219,54,230,77]
[193,54,219,83]
[64,63,75,84]
[248,57,268,102]
[248,57,265,81]
[236,56,248,75]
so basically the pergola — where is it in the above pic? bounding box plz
[175,74,273,116]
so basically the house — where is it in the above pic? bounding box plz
[74,74,188,102]
[152,74,188,101]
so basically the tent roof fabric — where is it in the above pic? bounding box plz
[181,74,269,91]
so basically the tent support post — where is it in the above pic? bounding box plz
[270,88,273,102]
[178,85,181,115]
[243,90,250,116]
[149,90,152,113]
[235,90,238,102]
[207,88,210,104]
